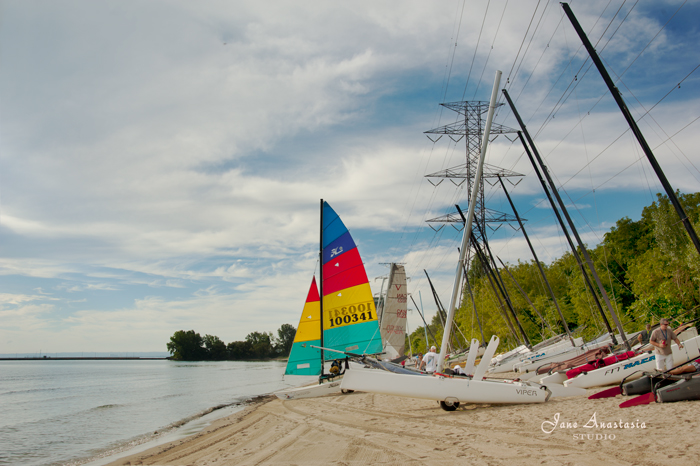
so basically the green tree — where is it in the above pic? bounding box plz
[227,340,252,359]
[246,331,274,358]
[274,324,296,356]
[203,334,228,360]
[167,330,205,360]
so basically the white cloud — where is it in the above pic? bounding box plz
[1,0,698,352]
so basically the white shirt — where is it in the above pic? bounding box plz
[422,351,438,372]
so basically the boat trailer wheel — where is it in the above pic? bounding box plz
[439,400,460,411]
[341,389,354,394]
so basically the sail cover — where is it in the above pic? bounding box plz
[285,277,322,375]
[322,201,383,358]
[284,201,383,376]
[380,263,407,360]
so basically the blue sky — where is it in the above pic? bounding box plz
[1,0,699,353]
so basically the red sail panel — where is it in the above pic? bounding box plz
[323,263,368,296]
[323,247,364,280]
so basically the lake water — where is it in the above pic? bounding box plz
[0,359,312,466]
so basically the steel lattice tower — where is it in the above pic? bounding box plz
[424,101,523,242]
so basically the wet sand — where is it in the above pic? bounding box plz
[105,381,700,466]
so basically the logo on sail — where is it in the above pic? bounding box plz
[331,246,344,257]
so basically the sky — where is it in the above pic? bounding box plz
[1,0,699,354]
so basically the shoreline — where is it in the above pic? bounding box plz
[84,395,274,466]
[103,382,700,465]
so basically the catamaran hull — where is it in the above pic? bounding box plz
[656,373,700,403]
[513,341,610,374]
[564,335,700,389]
[340,368,550,404]
[274,379,344,400]
[488,338,584,374]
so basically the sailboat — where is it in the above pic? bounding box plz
[274,200,384,400]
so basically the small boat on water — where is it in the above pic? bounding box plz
[274,200,384,400]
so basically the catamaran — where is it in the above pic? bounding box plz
[274,200,384,400]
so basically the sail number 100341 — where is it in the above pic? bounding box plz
[327,302,375,328]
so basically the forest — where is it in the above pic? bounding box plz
[166,324,296,361]
[408,192,700,354]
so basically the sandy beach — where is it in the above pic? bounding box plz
[105,375,700,466]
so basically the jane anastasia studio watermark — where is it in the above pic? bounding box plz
[541,412,647,440]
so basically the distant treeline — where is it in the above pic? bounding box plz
[167,324,296,361]
[409,192,700,353]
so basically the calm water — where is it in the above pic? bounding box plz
[0,360,310,466]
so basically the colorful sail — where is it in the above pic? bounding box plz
[380,263,407,359]
[283,201,382,377]
[285,278,322,375]
[321,201,383,357]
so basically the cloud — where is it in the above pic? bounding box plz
[1,0,698,352]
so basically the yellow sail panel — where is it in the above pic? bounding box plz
[293,300,321,342]
[323,282,377,330]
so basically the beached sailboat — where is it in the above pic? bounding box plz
[275,200,384,400]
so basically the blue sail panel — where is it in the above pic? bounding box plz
[322,202,349,248]
[322,231,356,266]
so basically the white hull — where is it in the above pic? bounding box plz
[340,368,550,404]
[339,335,583,404]
[537,371,568,385]
[564,335,700,389]
[274,378,343,400]
[513,340,611,374]
[488,338,583,374]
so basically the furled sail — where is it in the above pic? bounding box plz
[380,263,407,360]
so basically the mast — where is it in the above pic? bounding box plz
[437,70,502,373]
[503,92,631,350]
[424,269,462,350]
[497,175,574,345]
[456,204,529,346]
[474,220,531,347]
[469,233,522,345]
[514,129,615,341]
[411,293,438,347]
[497,256,554,337]
[461,266,486,344]
[319,199,325,377]
[562,2,700,258]
[424,270,447,332]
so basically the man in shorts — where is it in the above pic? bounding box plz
[649,318,684,371]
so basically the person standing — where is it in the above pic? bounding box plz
[637,324,652,346]
[649,318,683,371]
[420,346,439,373]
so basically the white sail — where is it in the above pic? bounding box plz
[380,264,407,360]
